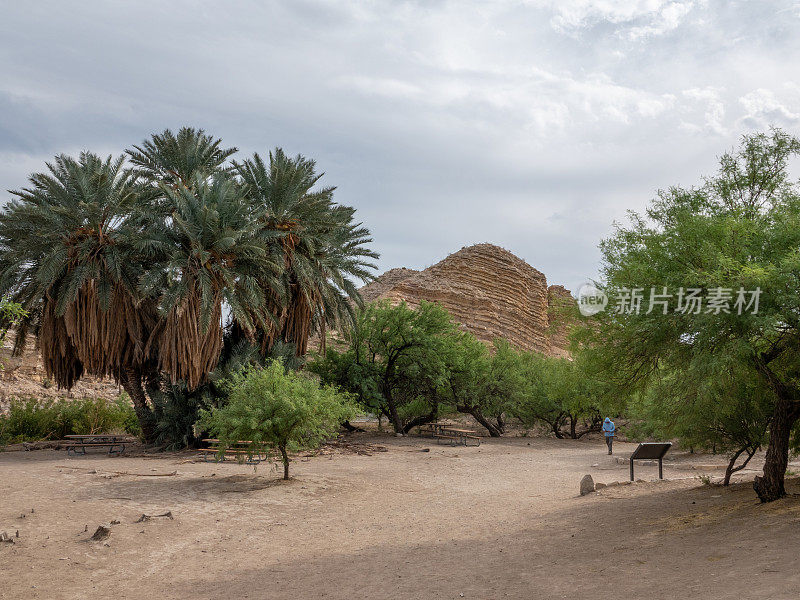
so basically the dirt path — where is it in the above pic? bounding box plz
[2,434,799,599]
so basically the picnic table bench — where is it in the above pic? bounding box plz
[194,439,267,465]
[419,422,451,436]
[435,427,481,447]
[418,422,481,446]
[64,434,128,456]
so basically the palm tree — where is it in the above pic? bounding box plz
[234,149,378,355]
[126,128,282,389]
[126,126,237,189]
[0,129,378,446]
[137,174,282,389]
[0,152,160,439]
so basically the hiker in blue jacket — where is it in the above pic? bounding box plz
[602,417,616,455]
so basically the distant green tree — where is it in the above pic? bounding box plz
[508,351,606,439]
[200,360,355,479]
[589,129,800,501]
[436,336,516,437]
[310,300,457,434]
[551,356,608,439]
[312,301,608,438]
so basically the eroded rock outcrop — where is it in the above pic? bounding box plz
[360,243,573,356]
[360,268,420,303]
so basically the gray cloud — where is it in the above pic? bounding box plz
[1,0,799,292]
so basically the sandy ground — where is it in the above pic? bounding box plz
[2,434,800,600]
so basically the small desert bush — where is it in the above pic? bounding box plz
[0,396,139,444]
[200,360,356,479]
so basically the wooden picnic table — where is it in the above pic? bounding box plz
[417,423,481,446]
[63,434,129,456]
[419,422,452,435]
[435,426,481,447]
[65,434,126,443]
[195,439,266,464]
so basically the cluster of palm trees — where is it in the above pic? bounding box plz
[0,127,377,442]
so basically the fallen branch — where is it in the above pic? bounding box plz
[341,420,366,432]
[56,465,97,471]
[114,471,177,477]
[307,440,388,457]
[56,465,177,477]
[135,511,174,523]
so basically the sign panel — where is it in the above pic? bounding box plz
[630,442,672,460]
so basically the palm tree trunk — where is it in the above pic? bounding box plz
[120,366,156,443]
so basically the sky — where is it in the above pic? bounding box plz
[1,0,799,292]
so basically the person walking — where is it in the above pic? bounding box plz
[602,417,616,455]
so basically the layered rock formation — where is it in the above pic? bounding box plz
[360,243,573,356]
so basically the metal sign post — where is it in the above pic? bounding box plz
[629,442,672,481]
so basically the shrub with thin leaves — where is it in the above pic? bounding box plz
[0,396,140,444]
[199,360,356,479]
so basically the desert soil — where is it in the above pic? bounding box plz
[2,434,800,600]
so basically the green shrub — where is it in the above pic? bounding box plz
[109,394,141,436]
[0,396,140,444]
[147,337,299,450]
[200,360,357,479]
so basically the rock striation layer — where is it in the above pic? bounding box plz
[359,243,573,356]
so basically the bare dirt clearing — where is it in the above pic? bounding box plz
[2,434,800,600]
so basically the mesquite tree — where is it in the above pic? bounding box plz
[589,129,800,502]
[199,360,356,479]
[310,300,458,434]
[505,349,607,439]
[628,366,772,486]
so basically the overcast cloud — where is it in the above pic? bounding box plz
[1,0,799,291]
